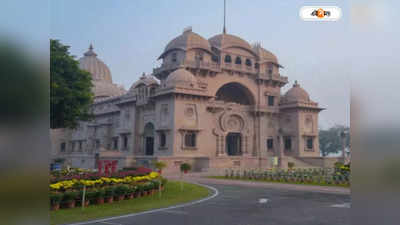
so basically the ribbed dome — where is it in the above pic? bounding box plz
[166,67,197,88]
[209,33,252,51]
[92,81,127,99]
[129,73,159,92]
[79,45,112,83]
[252,44,278,64]
[283,81,310,102]
[159,28,211,59]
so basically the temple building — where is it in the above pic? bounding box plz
[51,27,339,173]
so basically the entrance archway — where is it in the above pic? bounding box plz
[144,123,154,155]
[216,82,255,105]
[226,132,242,156]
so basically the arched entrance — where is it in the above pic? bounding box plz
[216,82,255,105]
[226,132,242,156]
[144,123,154,155]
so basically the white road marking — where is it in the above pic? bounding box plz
[163,209,189,215]
[259,198,269,204]
[99,221,123,225]
[331,202,351,208]
[65,182,219,225]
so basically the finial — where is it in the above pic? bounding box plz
[223,0,227,34]
[84,43,97,57]
[293,80,299,87]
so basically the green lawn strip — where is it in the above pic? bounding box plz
[207,176,350,188]
[50,181,210,225]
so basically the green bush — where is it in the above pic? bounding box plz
[104,186,115,197]
[114,185,129,196]
[180,163,191,173]
[93,189,105,199]
[50,192,63,205]
[62,191,78,203]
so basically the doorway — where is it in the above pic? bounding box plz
[144,123,155,156]
[145,137,154,155]
[226,132,242,156]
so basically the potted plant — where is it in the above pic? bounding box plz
[50,192,63,211]
[180,163,191,174]
[76,190,90,207]
[114,185,128,201]
[144,182,153,195]
[288,162,295,170]
[104,186,115,203]
[137,184,146,196]
[126,186,135,199]
[61,191,78,209]
[93,189,105,205]
[154,161,167,174]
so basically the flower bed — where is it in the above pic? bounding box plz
[49,168,167,211]
[224,167,350,186]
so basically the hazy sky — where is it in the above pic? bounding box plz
[51,0,350,129]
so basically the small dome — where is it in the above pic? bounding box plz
[166,67,197,88]
[159,28,211,59]
[92,81,126,99]
[79,45,112,83]
[209,33,253,51]
[283,81,310,102]
[252,44,278,64]
[130,73,159,90]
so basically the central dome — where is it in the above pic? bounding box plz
[209,33,252,51]
[79,45,112,83]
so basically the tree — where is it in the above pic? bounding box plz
[319,125,350,156]
[50,39,93,129]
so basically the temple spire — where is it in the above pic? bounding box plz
[223,0,226,34]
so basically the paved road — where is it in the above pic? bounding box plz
[70,181,351,225]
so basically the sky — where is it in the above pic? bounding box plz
[50,0,351,129]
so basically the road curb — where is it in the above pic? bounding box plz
[64,182,219,225]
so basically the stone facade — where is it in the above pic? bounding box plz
[51,27,337,173]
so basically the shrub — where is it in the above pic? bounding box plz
[104,186,115,198]
[50,193,63,205]
[137,184,145,193]
[153,161,167,171]
[93,189,105,199]
[62,191,78,203]
[127,186,136,194]
[180,163,191,173]
[114,185,129,196]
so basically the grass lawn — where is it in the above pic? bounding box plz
[208,176,350,188]
[50,181,210,225]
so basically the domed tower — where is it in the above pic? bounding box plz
[278,81,324,158]
[128,73,159,106]
[79,44,126,100]
[153,27,220,81]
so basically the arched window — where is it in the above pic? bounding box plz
[245,59,252,66]
[224,55,232,63]
[235,56,242,65]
